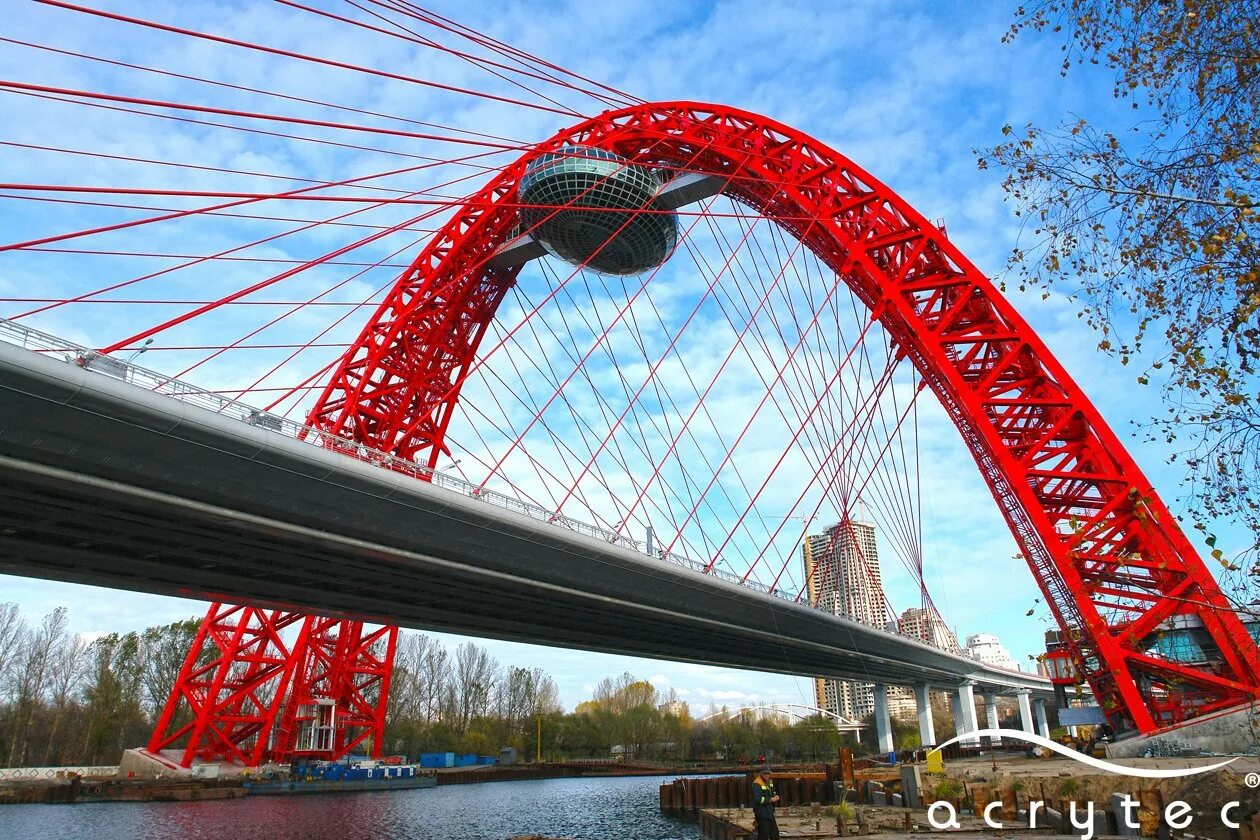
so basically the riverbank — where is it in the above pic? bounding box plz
[0,759,791,805]
[668,750,1260,840]
[0,777,246,805]
[434,761,795,786]
[932,752,1260,817]
[696,803,1007,840]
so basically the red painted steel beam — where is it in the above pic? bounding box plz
[303,102,1259,735]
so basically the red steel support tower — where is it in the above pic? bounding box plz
[150,607,397,767]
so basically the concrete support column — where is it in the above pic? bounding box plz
[1016,689,1034,733]
[983,692,1000,744]
[914,683,935,747]
[873,684,895,755]
[1033,697,1050,738]
[956,682,979,746]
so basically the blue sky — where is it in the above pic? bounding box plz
[0,0,1237,713]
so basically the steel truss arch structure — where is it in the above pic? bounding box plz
[306,102,1260,734]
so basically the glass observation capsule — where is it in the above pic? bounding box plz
[517,146,677,276]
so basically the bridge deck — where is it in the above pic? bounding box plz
[0,337,1052,696]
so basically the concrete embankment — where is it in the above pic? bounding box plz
[0,777,246,805]
[435,762,806,786]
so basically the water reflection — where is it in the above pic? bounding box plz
[0,774,700,840]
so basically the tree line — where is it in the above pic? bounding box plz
[0,604,883,768]
[0,603,200,768]
[366,637,858,763]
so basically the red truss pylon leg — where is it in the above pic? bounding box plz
[150,607,396,767]
[305,102,1260,735]
[148,604,310,767]
[274,618,398,761]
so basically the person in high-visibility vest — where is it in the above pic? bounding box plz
[751,760,781,840]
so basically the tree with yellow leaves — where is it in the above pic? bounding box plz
[982,0,1260,599]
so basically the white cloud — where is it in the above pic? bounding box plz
[696,689,752,702]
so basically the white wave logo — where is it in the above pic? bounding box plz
[931,729,1237,778]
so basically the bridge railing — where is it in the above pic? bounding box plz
[0,318,657,548]
[1,318,1036,667]
[0,765,118,780]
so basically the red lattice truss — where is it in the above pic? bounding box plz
[309,102,1260,734]
[154,103,1258,763]
[149,606,396,766]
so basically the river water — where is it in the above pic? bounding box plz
[0,774,700,840]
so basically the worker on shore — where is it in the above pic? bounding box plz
[751,760,781,840]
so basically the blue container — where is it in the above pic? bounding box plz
[419,752,455,768]
[454,753,478,767]
[477,755,497,765]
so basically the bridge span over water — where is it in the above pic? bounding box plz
[0,323,1053,709]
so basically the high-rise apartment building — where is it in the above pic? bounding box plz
[804,521,888,628]
[804,520,913,720]
[966,633,1018,671]
[898,606,962,655]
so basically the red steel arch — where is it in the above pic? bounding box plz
[308,102,1260,734]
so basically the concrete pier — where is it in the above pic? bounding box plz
[914,683,935,746]
[1033,698,1050,738]
[983,692,1000,744]
[956,682,979,746]
[1016,689,1034,733]
[873,684,895,754]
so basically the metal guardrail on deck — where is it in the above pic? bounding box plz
[0,318,654,550]
[0,765,117,780]
[0,317,1049,685]
[0,318,777,587]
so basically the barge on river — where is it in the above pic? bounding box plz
[244,762,437,796]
